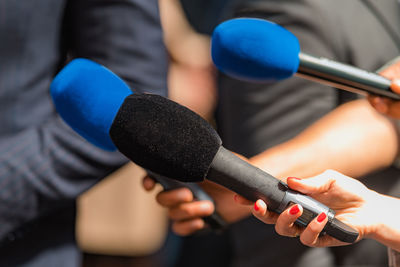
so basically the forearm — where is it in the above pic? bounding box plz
[251,99,399,180]
[159,0,211,67]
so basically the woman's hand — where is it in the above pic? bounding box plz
[235,170,381,247]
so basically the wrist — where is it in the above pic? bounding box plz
[366,192,400,250]
[249,140,317,181]
[362,190,385,239]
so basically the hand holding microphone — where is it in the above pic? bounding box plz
[51,59,359,243]
[237,170,400,250]
[368,58,400,118]
[211,18,400,100]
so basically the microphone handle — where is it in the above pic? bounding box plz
[147,171,228,231]
[297,53,400,100]
[207,146,359,243]
[207,147,286,210]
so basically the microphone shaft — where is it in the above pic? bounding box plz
[207,146,286,211]
[297,53,400,100]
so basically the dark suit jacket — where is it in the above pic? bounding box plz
[0,0,167,265]
[177,1,400,267]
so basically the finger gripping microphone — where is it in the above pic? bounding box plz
[50,58,227,230]
[211,18,400,100]
[51,59,358,243]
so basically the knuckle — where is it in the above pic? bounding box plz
[184,206,197,217]
[156,190,175,203]
[308,222,322,233]
[168,204,202,220]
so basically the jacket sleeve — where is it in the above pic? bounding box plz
[0,0,168,239]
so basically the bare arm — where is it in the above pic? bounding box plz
[251,99,399,180]
[159,0,217,119]
[158,0,211,67]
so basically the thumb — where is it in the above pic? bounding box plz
[286,171,336,195]
[391,79,400,94]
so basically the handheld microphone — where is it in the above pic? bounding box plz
[211,18,400,100]
[51,59,359,243]
[50,58,227,230]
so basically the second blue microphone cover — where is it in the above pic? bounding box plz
[50,58,133,151]
[211,18,300,82]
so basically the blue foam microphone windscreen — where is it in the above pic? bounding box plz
[50,58,133,151]
[211,18,300,82]
[211,17,400,100]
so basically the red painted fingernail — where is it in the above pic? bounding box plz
[289,205,300,215]
[234,195,238,202]
[317,212,327,223]
[254,202,260,211]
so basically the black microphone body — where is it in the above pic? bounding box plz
[110,94,359,243]
[298,53,400,100]
[208,147,356,243]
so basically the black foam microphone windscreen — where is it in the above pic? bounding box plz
[110,94,222,182]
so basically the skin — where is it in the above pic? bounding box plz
[237,170,400,252]
[159,0,217,121]
[368,58,400,118]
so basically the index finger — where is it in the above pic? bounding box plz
[156,187,194,207]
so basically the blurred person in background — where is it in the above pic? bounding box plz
[237,62,400,262]
[146,0,400,266]
[159,0,232,121]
